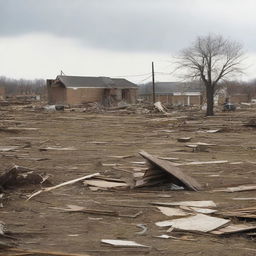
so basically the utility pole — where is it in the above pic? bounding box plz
[152,61,156,103]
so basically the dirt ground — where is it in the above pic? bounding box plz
[0,104,256,256]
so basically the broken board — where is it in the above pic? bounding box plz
[151,200,216,208]
[157,206,190,217]
[211,223,256,235]
[101,239,149,248]
[139,151,201,191]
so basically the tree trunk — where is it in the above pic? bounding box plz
[206,85,214,116]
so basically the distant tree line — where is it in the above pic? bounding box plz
[222,80,256,101]
[0,76,46,96]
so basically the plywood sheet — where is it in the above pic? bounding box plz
[157,206,190,217]
[155,214,230,232]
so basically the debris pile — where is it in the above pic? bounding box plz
[0,165,48,189]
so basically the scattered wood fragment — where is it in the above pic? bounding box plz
[180,206,217,214]
[211,223,256,235]
[186,142,216,152]
[157,206,190,217]
[154,234,197,241]
[178,160,228,166]
[0,221,5,235]
[198,129,221,133]
[0,127,39,133]
[232,197,256,201]
[39,146,77,151]
[50,204,142,218]
[154,101,168,114]
[177,137,191,142]
[157,157,179,161]
[213,184,256,193]
[107,155,133,159]
[27,173,100,200]
[6,248,91,256]
[218,206,256,219]
[139,151,202,191]
[101,239,149,248]
[84,179,129,190]
[151,200,216,208]
[0,146,19,152]
[155,214,230,232]
[52,204,118,216]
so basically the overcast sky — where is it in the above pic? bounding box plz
[1,0,256,83]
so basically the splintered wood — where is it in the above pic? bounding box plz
[138,151,202,191]
[219,206,256,219]
[211,224,256,235]
[27,173,100,200]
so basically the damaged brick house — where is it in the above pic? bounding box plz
[139,82,203,106]
[47,75,138,106]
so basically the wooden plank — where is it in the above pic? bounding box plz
[151,200,216,208]
[139,151,201,191]
[84,179,128,189]
[211,224,256,235]
[6,248,91,256]
[213,184,256,193]
[101,239,149,248]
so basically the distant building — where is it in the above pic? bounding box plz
[47,75,138,106]
[0,86,5,100]
[139,82,203,106]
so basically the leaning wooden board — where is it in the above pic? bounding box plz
[139,151,202,191]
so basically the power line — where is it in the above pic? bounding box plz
[136,74,152,84]
[111,72,152,78]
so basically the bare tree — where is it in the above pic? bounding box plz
[176,35,244,116]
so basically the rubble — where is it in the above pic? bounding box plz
[0,165,48,189]
[1,102,256,254]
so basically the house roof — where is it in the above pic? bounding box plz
[138,82,204,95]
[55,75,138,89]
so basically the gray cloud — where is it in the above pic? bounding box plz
[1,0,256,53]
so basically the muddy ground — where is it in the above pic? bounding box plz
[0,105,256,255]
